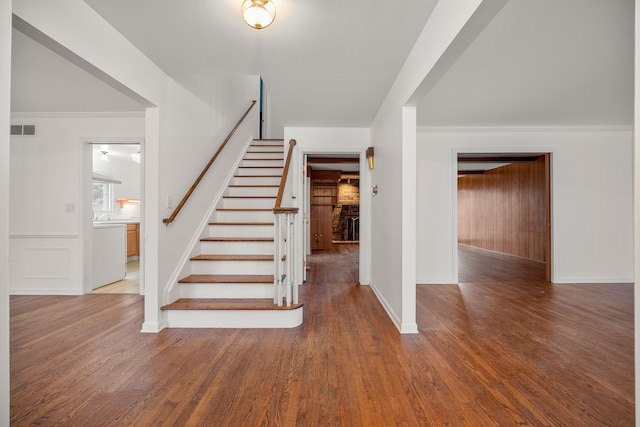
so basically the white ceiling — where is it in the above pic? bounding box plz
[11,29,144,113]
[10,0,634,128]
[418,0,634,127]
[83,0,438,127]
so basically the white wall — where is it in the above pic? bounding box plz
[0,0,11,422]
[12,0,259,331]
[9,114,144,295]
[369,0,505,333]
[417,127,634,284]
[284,127,371,286]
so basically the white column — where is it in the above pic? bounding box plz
[634,0,640,421]
[401,106,418,333]
[0,0,11,422]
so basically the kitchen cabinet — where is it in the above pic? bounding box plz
[126,223,140,257]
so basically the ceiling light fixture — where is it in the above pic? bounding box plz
[241,0,276,30]
[100,151,109,162]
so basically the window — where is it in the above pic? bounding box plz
[92,182,113,212]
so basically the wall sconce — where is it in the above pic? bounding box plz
[100,151,109,162]
[241,0,276,29]
[131,151,141,164]
[366,147,374,170]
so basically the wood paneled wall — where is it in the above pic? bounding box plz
[458,157,546,262]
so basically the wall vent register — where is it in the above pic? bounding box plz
[10,124,36,136]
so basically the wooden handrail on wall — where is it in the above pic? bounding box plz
[273,139,299,214]
[163,100,257,225]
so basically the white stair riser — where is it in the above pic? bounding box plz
[237,167,283,176]
[200,240,273,254]
[233,176,281,186]
[241,159,283,167]
[191,260,274,275]
[244,152,284,160]
[215,209,274,222]
[221,197,275,209]
[227,186,278,197]
[248,146,283,153]
[208,224,274,237]
[164,306,303,328]
[180,283,274,299]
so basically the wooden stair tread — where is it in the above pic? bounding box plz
[216,208,272,211]
[191,254,274,261]
[200,237,273,242]
[223,196,276,199]
[209,221,272,226]
[162,298,304,311]
[234,175,282,178]
[228,185,279,188]
[179,274,273,284]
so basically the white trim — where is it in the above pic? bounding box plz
[140,319,168,333]
[452,146,557,284]
[417,125,633,133]
[10,234,78,238]
[416,278,457,285]
[11,111,145,118]
[553,277,634,284]
[142,107,161,333]
[401,106,418,334]
[368,281,402,331]
[163,307,303,328]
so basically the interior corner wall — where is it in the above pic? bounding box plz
[0,0,11,422]
[417,127,634,284]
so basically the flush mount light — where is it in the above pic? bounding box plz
[241,0,276,30]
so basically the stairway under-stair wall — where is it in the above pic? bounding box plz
[161,139,303,328]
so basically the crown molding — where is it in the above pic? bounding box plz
[10,111,145,119]
[417,125,633,133]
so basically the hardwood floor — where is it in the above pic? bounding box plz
[92,260,140,294]
[10,245,633,425]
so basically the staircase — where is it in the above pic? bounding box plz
[161,139,304,328]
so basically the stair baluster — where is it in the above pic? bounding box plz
[273,139,299,307]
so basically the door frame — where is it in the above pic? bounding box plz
[453,149,554,282]
[83,137,145,295]
[296,147,370,286]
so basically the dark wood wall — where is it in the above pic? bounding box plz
[458,157,546,262]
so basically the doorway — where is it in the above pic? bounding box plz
[89,142,143,295]
[457,152,551,282]
[307,156,361,253]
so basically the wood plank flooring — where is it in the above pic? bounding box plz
[10,244,633,425]
[92,260,140,294]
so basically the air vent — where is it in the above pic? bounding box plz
[10,124,36,136]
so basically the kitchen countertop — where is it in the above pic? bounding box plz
[93,219,140,226]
